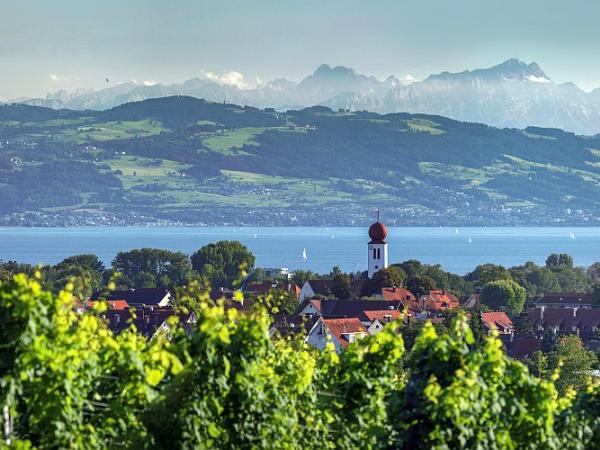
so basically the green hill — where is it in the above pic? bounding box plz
[1,96,600,226]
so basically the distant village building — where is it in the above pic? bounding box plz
[91,288,172,308]
[299,279,365,301]
[306,317,368,353]
[534,293,593,309]
[244,281,300,300]
[527,307,600,342]
[263,267,290,279]
[463,292,480,309]
[414,290,460,312]
[481,312,514,336]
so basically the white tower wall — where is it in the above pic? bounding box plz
[368,242,388,278]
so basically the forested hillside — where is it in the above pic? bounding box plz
[2,96,600,226]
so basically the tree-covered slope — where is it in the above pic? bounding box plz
[1,96,600,226]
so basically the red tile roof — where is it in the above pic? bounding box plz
[481,312,513,333]
[381,287,416,302]
[87,299,130,311]
[322,318,368,348]
[414,290,460,311]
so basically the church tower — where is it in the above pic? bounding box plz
[367,210,388,279]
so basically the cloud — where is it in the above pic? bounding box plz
[130,79,158,86]
[200,70,256,89]
[401,74,416,83]
[50,73,80,82]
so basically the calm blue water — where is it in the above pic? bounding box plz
[0,227,599,275]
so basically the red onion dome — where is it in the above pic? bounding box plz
[368,221,387,241]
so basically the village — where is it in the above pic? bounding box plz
[75,213,600,362]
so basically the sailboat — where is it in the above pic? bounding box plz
[468,237,472,244]
[570,232,576,240]
[302,248,308,261]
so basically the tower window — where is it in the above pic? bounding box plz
[373,248,377,259]
[377,248,381,259]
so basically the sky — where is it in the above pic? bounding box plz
[2,0,600,99]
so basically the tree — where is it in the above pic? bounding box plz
[524,350,549,379]
[366,266,406,296]
[546,253,574,270]
[112,248,192,289]
[406,274,436,298]
[290,269,317,287]
[191,240,255,288]
[55,253,105,275]
[593,284,600,308]
[480,279,526,315]
[510,262,560,300]
[465,263,511,286]
[331,267,353,300]
[396,259,423,278]
[549,335,598,396]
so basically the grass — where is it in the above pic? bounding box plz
[202,127,266,155]
[58,120,168,143]
[406,119,445,135]
[419,162,492,185]
[522,131,557,140]
[100,156,193,190]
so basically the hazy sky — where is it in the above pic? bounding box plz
[2,0,600,99]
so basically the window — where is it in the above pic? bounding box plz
[377,248,381,259]
[372,248,376,259]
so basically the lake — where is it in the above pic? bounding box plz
[0,226,599,275]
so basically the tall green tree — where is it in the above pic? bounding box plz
[549,335,598,396]
[191,240,255,289]
[465,263,512,286]
[405,274,436,298]
[112,248,192,289]
[480,279,527,315]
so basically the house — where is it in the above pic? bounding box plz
[86,299,130,311]
[358,309,405,335]
[91,288,172,307]
[102,306,197,338]
[299,280,335,301]
[244,282,301,300]
[270,313,319,339]
[298,298,322,315]
[463,293,480,309]
[526,307,600,342]
[508,335,540,359]
[534,293,593,309]
[298,299,404,319]
[263,267,290,279]
[378,287,416,302]
[415,290,460,311]
[306,317,368,353]
[481,311,514,335]
[299,279,366,301]
[210,287,243,302]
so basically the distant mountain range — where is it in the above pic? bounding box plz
[10,59,600,135]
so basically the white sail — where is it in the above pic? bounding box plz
[302,248,307,260]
